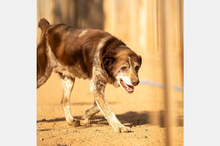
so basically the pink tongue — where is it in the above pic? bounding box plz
[127,85,134,91]
[120,80,134,92]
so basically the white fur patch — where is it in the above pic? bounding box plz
[90,35,112,93]
[63,105,73,122]
[78,29,88,37]
[61,76,74,97]
[93,36,112,68]
[90,79,95,94]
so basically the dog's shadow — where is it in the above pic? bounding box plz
[37,111,183,128]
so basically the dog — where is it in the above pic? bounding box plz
[37,18,142,133]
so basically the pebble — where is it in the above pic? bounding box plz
[80,140,84,143]
[52,122,56,127]
[72,130,78,133]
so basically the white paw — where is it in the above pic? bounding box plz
[66,118,80,127]
[114,125,131,133]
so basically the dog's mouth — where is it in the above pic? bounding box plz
[119,79,134,93]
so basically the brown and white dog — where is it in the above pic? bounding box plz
[37,18,142,133]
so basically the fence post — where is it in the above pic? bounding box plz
[161,0,174,145]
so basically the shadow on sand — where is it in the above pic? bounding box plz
[37,111,183,127]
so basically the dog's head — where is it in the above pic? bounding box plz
[102,46,142,93]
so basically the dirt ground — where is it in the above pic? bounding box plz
[37,53,183,146]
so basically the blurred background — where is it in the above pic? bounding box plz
[37,0,183,145]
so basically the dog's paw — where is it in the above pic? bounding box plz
[80,119,91,126]
[114,125,131,133]
[67,118,80,127]
[120,126,131,133]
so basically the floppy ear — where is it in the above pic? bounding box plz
[139,55,142,65]
[103,57,115,72]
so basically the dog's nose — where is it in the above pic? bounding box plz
[132,79,139,86]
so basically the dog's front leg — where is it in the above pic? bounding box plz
[90,79,131,133]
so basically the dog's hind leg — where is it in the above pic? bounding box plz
[37,57,53,88]
[37,70,53,88]
[81,101,100,125]
[37,45,53,88]
[37,34,54,89]
[60,75,80,127]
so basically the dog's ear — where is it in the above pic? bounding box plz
[103,57,115,72]
[139,55,142,65]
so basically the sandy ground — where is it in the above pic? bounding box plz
[37,53,183,146]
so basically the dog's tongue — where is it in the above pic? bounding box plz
[127,84,134,92]
[120,80,134,93]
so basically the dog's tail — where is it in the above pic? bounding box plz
[38,18,50,31]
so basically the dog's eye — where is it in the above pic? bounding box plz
[135,66,140,71]
[121,66,128,71]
